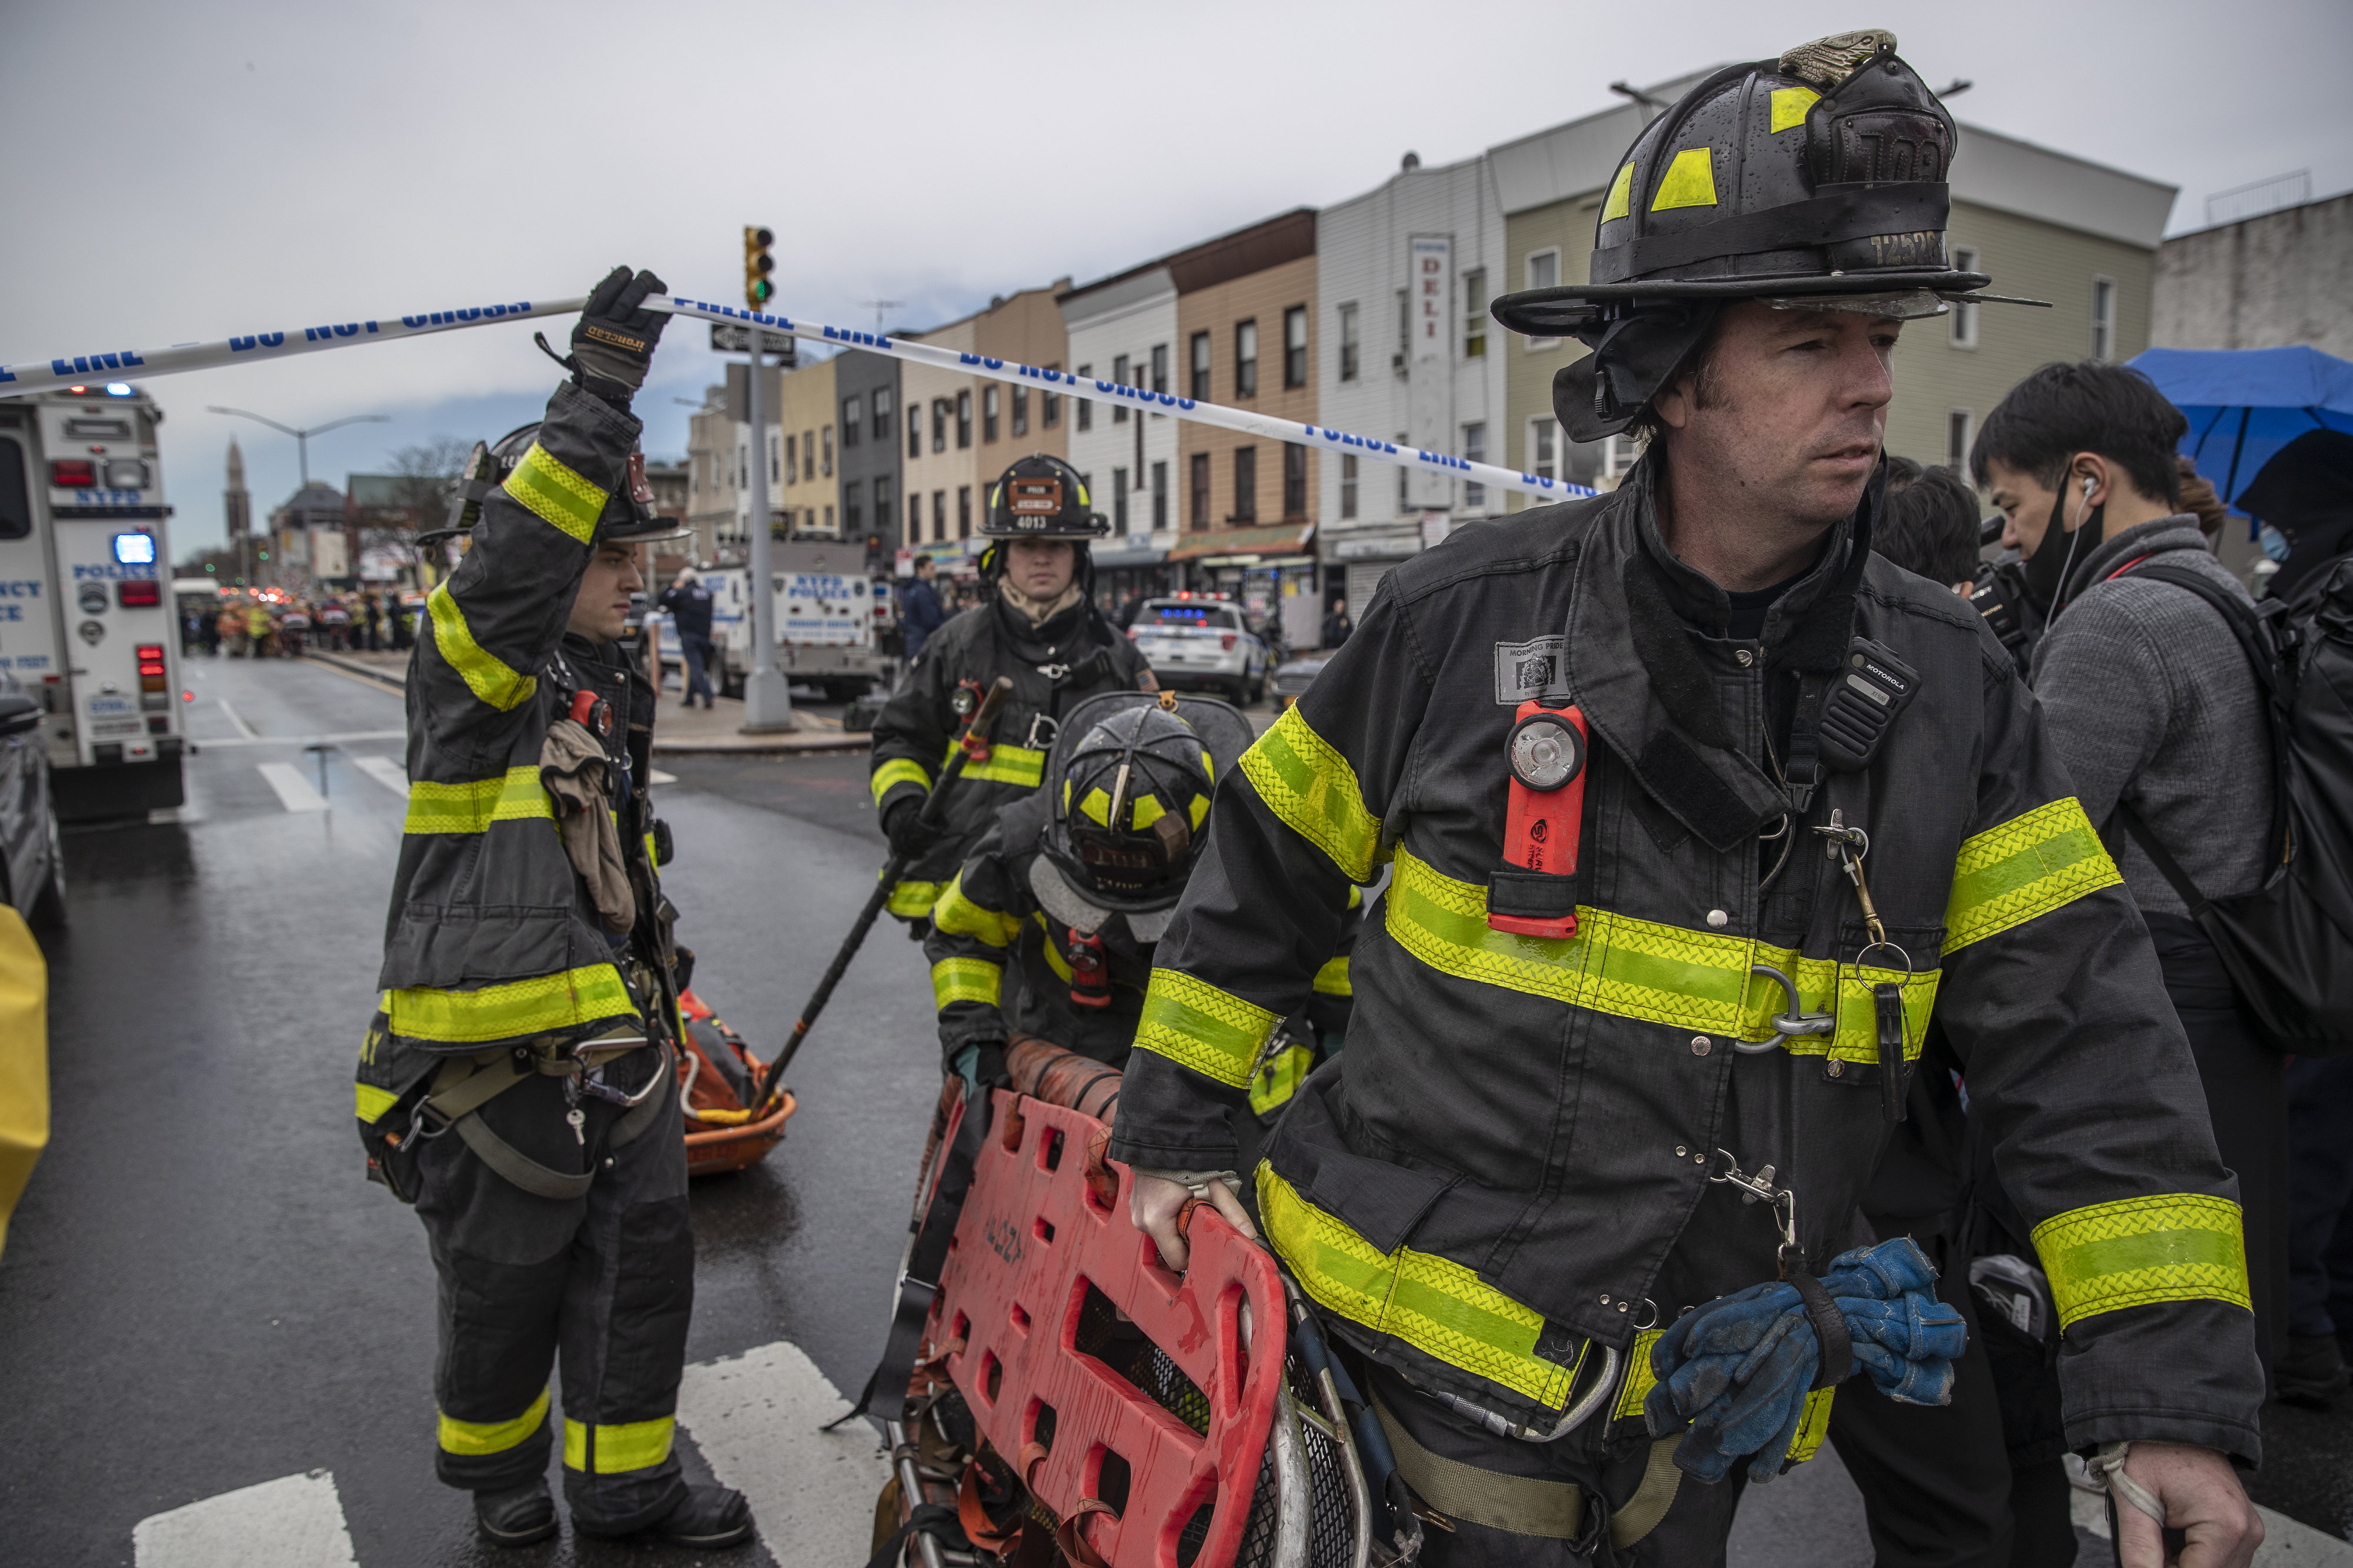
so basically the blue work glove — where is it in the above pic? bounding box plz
[1643,1237,1967,1484]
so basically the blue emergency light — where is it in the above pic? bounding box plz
[112,532,156,566]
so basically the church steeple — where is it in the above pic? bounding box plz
[224,436,252,555]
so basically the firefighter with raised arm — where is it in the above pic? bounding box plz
[1109,36,2265,1568]
[867,454,1155,931]
[352,269,755,1553]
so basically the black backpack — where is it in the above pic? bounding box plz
[2107,553,2353,1053]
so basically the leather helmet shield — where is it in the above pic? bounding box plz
[982,453,1111,540]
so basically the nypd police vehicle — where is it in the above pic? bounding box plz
[0,381,186,822]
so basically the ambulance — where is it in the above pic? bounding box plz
[0,381,186,822]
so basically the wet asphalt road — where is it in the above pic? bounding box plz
[3,655,2348,1564]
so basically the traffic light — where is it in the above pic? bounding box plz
[744,226,775,310]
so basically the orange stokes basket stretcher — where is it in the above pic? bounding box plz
[674,988,795,1178]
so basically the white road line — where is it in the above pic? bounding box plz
[648,768,678,785]
[255,762,329,814]
[133,1469,358,1568]
[353,755,409,796]
[213,699,258,740]
[201,729,406,750]
[675,1340,890,1564]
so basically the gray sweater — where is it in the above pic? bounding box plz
[2031,516,2272,918]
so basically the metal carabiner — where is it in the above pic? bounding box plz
[1711,1149,1802,1270]
[1741,963,1833,1052]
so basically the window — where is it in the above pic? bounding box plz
[1189,333,1211,399]
[1011,385,1028,436]
[824,504,835,535]
[1189,452,1211,529]
[1235,321,1258,398]
[908,397,921,458]
[1338,303,1360,382]
[1462,422,1487,509]
[1282,442,1307,517]
[1151,460,1167,531]
[1113,467,1129,534]
[1151,343,1168,393]
[957,485,972,538]
[1463,270,1488,358]
[1395,289,1409,373]
[956,391,972,448]
[932,398,949,454]
[1233,445,1258,522]
[1042,365,1061,428]
[931,489,945,543]
[1112,355,1130,422]
[1949,248,1979,348]
[1528,415,1559,482]
[1398,432,1411,508]
[1076,364,1092,432]
[1341,453,1359,519]
[2092,277,2118,362]
[784,433,796,486]
[1524,249,1561,349]
[841,396,863,448]
[873,478,892,539]
[983,386,999,443]
[820,425,832,479]
[1947,410,1974,473]
[1602,433,1640,480]
[801,431,814,481]
[906,488,921,545]
[1284,306,1308,389]
[873,386,892,442]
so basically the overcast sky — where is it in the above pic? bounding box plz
[7,0,2348,559]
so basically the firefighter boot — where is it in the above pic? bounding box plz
[475,1480,559,1548]
[645,1484,755,1549]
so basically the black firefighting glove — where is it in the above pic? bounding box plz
[882,795,941,859]
[569,265,670,406]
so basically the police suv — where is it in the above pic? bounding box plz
[0,382,186,822]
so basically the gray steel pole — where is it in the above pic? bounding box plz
[740,341,794,731]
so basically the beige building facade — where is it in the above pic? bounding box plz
[771,355,840,539]
[898,313,981,553]
[1172,211,1319,544]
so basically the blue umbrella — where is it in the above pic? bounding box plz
[2126,345,2353,517]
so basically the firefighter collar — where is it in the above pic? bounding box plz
[1028,856,1175,943]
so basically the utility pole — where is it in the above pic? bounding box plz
[739,226,794,733]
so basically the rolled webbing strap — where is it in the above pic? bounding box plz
[1789,1271,1855,1390]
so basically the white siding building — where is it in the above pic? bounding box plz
[1058,265,1182,600]
[1314,151,1509,611]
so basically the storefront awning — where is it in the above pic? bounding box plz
[1165,521,1315,562]
[1091,543,1167,568]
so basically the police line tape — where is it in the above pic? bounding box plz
[2,290,1597,503]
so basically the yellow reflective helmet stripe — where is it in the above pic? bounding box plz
[1248,1041,1317,1119]
[1651,147,1718,211]
[1385,848,1936,1060]
[404,766,553,835]
[504,442,608,545]
[388,964,636,1045]
[1260,1165,1583,1407]
[355,1082,401,1123]
[931,956,1003,1009]
[1601,162,1635,223]
[562,1414,675,1474]
[1134,968,1279,1087]
[2031,1193,2251,1330]
[426,585,538,712]
[886,876,945,918]
[871,757,932,806]
[439,1388,549,1456]
[1189,793,1211,829]
[1944,796,2122,952]
[1129,793,1165,829]
[1769,85,1821,134]
[932,872,1024,949]
[1239,706,1384,882]
[1080,786,1113,825]
[1312,956,1351,997]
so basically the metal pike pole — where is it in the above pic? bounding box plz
[751,676,1013,1111]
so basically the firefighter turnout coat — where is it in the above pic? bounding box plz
[869,595,1152,922]
[1107,458,2265,1463]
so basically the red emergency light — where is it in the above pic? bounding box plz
[49,459,96,487]
[118,579,162,608]
[136,644,168,692]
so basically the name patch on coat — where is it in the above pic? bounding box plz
[1493,636,1566,703]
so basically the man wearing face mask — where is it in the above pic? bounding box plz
[1974,362,2289,1392]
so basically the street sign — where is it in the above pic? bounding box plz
[710,323,797,363]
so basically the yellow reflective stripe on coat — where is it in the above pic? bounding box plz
[504,442,608,545]
[439,1388,549,1456]
[931,956,1003,1009]
[426,585,538,712]
[932,873,1023,948]
[1260,1165,1582,1408]
[562,1414,675,1473]
[1134,968,1279,1087]
[886,876,945,918]
[1248,1041,1317,1119]
[1944,796,2122,952]
[871,757,931,806]
[355,1082,401,1124]
[940,739,1047,790]
[2031,1193,2251,1330]
[1239,706,1385,882]
[388,964,636,1045]
[404,766,554,834]
[1610,1326,1831,1461]
[1312,956,1351,997]
[1385,849,1937,1060]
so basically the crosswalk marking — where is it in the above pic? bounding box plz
[352,755,409,796]
[649,768,678,785]
[212,699,258,741]
[133,1469,358,1568]
[255,761,329,813]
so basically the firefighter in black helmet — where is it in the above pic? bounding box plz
[867,453,1155,932]
[1109,34,2264,1567]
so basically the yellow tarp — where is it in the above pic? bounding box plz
[0,906,50,1261]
